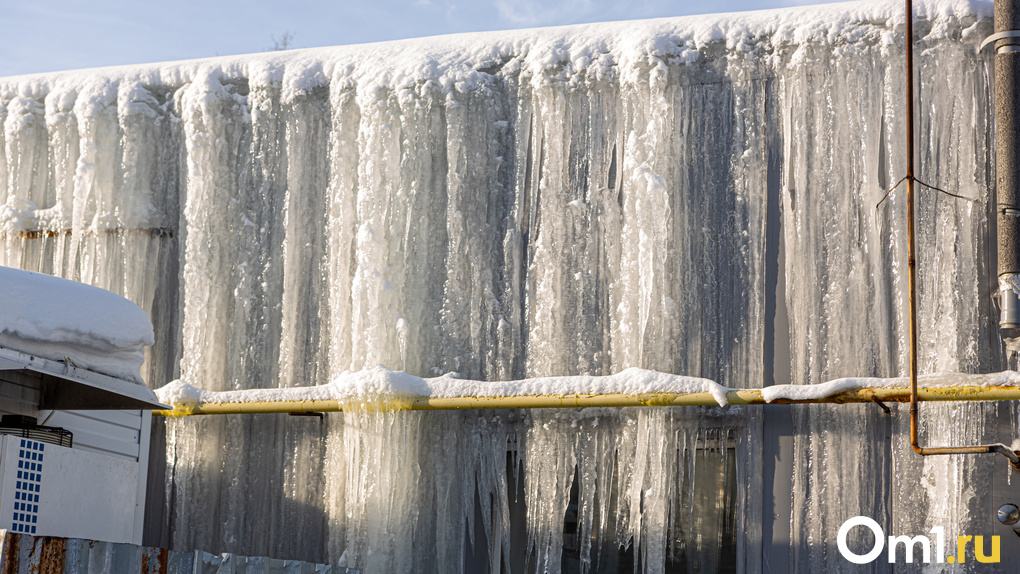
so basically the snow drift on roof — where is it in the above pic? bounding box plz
[0,266,154,383]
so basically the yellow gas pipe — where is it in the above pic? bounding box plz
[153,384,1020,417]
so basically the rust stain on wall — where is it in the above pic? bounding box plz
[34,537,65,574]
[1,533,20,574]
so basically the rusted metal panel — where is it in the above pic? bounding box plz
[0,532,350,574]
[140,546,169,574]
[32,536,64,574]
[0,533,19,574]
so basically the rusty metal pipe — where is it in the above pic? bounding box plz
[903,0,1020,470]
[907,0,922,457]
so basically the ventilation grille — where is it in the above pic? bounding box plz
[0,416,72,448]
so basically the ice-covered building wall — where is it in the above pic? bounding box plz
[0,0,1011,572]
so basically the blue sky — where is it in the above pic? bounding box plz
[0,0,846,77]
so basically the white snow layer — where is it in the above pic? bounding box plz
[0,1,991,110]
[156,367,730,406]
[759,371,1020,401]
[156,368,1020,408]
[0,266,154,382]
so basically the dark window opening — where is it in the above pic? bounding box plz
[500,440,738,573]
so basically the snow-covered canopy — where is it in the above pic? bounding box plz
[0,266,154,383]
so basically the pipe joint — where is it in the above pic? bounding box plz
[987,443,1020,470]
[999,275,1020,334]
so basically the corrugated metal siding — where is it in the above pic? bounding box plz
[45,411,143,461]
[0,533,357,574]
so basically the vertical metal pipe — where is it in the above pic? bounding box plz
[905,0,1020,469]
[906,0,922,455]
[996,0,1020,337]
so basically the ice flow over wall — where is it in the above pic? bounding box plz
[0,0,1009,571]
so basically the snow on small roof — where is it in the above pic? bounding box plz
[0,1,991,103]
[0,266,154,383]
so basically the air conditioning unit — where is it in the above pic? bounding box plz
[0,348,166,545]
[0,434,142,542]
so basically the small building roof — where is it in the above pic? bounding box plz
[0,266,154,384]
[0,267,167,412]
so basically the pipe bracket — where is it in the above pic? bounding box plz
[871,396,892,415]
[980,30,1020,52]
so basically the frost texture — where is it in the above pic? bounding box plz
[0,1,1004,572]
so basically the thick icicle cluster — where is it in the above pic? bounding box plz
[0,1,1004,572]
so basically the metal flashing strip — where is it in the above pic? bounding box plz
[0,357,24,372]
[0,346,169,411]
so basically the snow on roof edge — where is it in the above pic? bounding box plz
[0,0,993,103]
